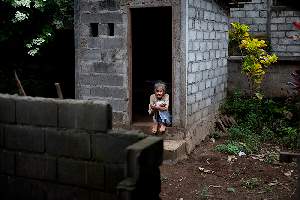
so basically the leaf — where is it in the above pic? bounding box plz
[227,187,236,193]
[255,92,264,100]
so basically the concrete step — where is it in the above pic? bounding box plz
[131,122,185,140]
[163,139,187,161]
[131,122,187,161]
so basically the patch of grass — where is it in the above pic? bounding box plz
[199,185,209,200]
[227,187,236,193]
[264,151,279,164]
[215,141,241,155]
[209,131,222,140]
[241,177,261,189]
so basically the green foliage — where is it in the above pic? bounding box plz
[227,187,236,193]
[219,92,300,153]
[264,150,279,164]
[229,22,278,97]
[0,0,73,56]
[242,178,261,189]
[209,131,222,139]
[215,141,242,155]
[199,185,209,200]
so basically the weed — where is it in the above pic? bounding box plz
[242,177,261,189]
[227,187,236,193]
[215,141,241,155]
[199,185,209,200]
[264,151,279,164]
[209,131,221,140]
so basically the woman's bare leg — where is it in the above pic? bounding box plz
[159,123,166,133]
[151,123,158,134]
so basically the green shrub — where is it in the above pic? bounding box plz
[215,141,242,155]
[219,91,299,153]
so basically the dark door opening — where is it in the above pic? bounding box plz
[131,7,172,123]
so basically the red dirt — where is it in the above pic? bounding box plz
[160,138,298,200]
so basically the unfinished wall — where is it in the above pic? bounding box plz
[228,57,300,97]
[0,94,163,200]
[229,0,300,56]
[75,0,129,126]
[75,0,186,128]
[270,9,300,56]
[186,0,228,152]
[229,0,267,35]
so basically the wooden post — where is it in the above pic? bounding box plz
[55,83,64,99]
[14,70,26,96]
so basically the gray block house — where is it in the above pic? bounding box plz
[75,0,229,152]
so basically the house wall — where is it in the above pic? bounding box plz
[0,94,163,200]
[229,0,300,56]
[228,57,300,97]
[75,0,186,128]
[75,0,129,126]
[229,0,267,35]
[186,0,228,152]
[270,9,300,57]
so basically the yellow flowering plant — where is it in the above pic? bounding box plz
[230,22,278,99]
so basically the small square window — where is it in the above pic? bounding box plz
[90,23,99,37]
[108,23,114,36]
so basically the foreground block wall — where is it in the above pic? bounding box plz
[0,94,163,200]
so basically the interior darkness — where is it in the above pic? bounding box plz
[131,7,172,123]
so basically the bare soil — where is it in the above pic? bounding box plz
[160,137,298,200]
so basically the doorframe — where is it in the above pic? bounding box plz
[128,6,174,126]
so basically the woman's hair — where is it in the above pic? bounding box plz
[154,81,166,92]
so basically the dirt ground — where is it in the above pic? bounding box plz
[160,138,298,200]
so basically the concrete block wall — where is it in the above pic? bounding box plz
[75,0,129,126]
[229,0,267,34]
[228,57,300,97]
[0,94,163,200]
[186,0,228,152]
[229,0,300,56]
[270,9,300,56]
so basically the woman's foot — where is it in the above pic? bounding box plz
[151,123,158,134]
[159,124,166,133]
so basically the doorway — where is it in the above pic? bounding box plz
[131,7,172,123]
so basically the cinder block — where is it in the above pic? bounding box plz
[90,87,127,99]
[5,177,46,200]
[163,140,187,161]
[102,38,124,49]
[79,74,124,86]
[105,164,125,192]
[57,158,86,186]
[47,184,89,200]
[0,94,15,123]
[126,137,163,179]
[16,153,56,181]
[0,126,4,147]
[91,132,141,163]
[87,162,105,189]
[58,99,112,132]
[81,12,123,24]
[91,191,118,200]
[0,150,15,175]
[5,125,45,153]
[46,129,90,159]
[0,175,8,199]
[16,97,57,127]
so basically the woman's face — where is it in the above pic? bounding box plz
[155,87,165,99]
